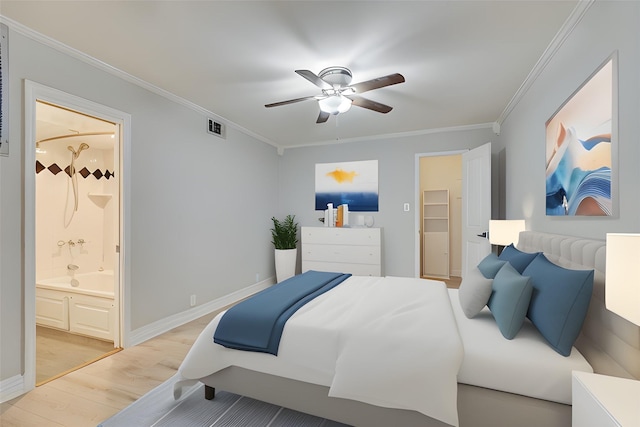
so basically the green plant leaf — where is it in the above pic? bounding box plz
[271,214,298,249]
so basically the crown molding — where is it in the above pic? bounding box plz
[496,0,595,125]
[0,15,279,150]
[281,122,495,151]
[3,5,584,154]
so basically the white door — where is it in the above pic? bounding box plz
[461,142,491,278]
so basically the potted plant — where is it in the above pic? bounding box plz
[271,214,298,282]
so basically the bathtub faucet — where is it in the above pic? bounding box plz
[57,239,86,247]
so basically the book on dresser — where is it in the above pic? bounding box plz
[301,227,382,276]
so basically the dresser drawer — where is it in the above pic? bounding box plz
[301,227,380,246]
[302,243,380,265]
[301,227,382,276]
[302,261,381,276]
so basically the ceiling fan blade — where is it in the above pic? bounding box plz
[316,110,330,124]
[265,95,317,108]
[296,70,332,90]
[348,73,405,94]
[347,95,393,113]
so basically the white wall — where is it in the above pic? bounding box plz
[0,28,279,385]
[278,127,498,277]
[500,1,640,237]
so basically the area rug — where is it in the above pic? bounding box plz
[98,374,350,426]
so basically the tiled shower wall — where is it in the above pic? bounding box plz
[35,139,117,281]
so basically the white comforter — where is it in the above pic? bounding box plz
[175,276,463,426]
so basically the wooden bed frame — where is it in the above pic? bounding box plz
[201,231,640,427]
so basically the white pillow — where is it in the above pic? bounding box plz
[458,267,493,318]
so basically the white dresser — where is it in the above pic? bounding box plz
[301,227,382,276]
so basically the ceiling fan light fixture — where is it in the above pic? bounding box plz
[266,67,404,123]
[319,95,352,115]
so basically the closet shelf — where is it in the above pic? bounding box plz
[88,193,112,209]
[423,189,450,280]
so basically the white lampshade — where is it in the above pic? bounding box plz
[318,95,352,115]
[489,220,526,246]
[605,233,640,326]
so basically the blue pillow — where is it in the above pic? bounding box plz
[523,253,594,356]
[499,244,539,274]
[487,263,533,339]
[477,253,507,279]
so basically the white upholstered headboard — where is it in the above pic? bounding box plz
[517,231,639,380]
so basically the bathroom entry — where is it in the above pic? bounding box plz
[34,100,121,384]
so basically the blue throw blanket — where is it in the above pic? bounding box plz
[214,270,351,355]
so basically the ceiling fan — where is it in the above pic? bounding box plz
[265,67,405,123]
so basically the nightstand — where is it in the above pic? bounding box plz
[572,371,640,427]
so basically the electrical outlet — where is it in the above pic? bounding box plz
[403,203,410,212]
[255,273,260,282]
[190,295,196,307]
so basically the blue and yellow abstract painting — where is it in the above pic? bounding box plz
[315,160,378,211]
[545,58,613,216]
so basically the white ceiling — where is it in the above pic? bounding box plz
[3,1,579,149]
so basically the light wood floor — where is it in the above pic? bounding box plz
[1,310,221,427]
[36,326,118,385]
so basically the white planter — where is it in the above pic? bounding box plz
[275,248,297,283]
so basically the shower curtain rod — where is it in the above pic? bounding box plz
[37,131,115,144]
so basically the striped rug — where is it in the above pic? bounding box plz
[98,374,350,426]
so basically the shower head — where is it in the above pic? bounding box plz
[68,143,90,159]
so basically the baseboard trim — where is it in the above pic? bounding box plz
[1,278,275,403]
[0,374,27,403]
[128,277,275,347]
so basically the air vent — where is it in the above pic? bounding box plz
[207,118,225,139]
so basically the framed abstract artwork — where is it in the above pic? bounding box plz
[545,54,616,216]
[315,160,379,212]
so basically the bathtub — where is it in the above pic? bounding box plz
[36,271,116,341]
[37,271,115,298]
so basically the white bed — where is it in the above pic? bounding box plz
[175,231,640,427]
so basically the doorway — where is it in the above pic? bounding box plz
[34,101,121,384]
[24,81,130,390]
[414,151,465,287]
